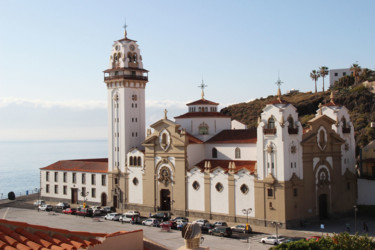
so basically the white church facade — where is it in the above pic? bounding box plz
[40,29,357,228]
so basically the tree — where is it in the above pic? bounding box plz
[319,66,329,92]
[350,63,362,85]
[310,70,320,93]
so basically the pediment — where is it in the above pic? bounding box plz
[150,118,180,130]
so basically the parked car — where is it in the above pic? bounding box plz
[62,208,77,215]
[213,221,228,227]
[160,221,176,230]
[231,224,252,233]
[177,221,188,231]
[56,202,70,209]
[172,216,189,222]
[104,213,121,221]
[120,212,141,223]
[201,223,215,234]
[151,212,170,221]
[101,206,116,214]
[76,208,93,217]
[209,226,232,237]
[142,218,160,227]
[34,200,46,206]
[39,204,53,211]
[175,219,188,225]
[91,206,101,212]
[283,237,305,243]
[93,209,106,217]
[192,219,209,226]
[260,235,287,245]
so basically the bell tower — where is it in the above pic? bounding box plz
[103,25,149,174]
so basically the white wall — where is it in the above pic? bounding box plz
[358,179,375,205]
[205,144,257,161]
[40,170,108,204]
[187,144,205,167]
[231,120,247,130]
[235,170,255,217]
[187,168,205,212]
[210,169,228,214]
[329,68,351,86]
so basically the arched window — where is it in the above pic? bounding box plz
[198,107,202,112]
[137,157,142,166]
[129,156,133,166]
[133,53,137,63]
[212,148,218,158]
[205,107,208,112]
[268,117,275,129]
[192,181,200,190]
[287,116,294,129]
[162,133,167,145]
[342,117,347,128]
[127,52,132,62]
[132,177,139,186]
[235,147,241,159]
[199,122,209,135]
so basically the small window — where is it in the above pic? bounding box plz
[63,172,67,183]
[268,117,275,129]
[92,188,96,198]
[294,162,297,168]
[114,177,118,185]
[102,175,106,186]
[63,185,67,195]
[287,116,294,129]
[82,187,86,196]
[192,181,200,190]
[72,173,76,184]
[137,157,142,166]
[54,185,58,194]
[334,72,338,76]
[240,184,249,194]
[46,172,50,182]
[343,72,346,76]
[269,202,273,208]
[215,182,224,192]
[91,174,96,185]
[54,172,58,182]
[130,156,133,166]
[133,177,139,186]
[347,182,350,190]
[199,122,209,135]
[291,163,293,168]
[212,148,218,158]
[267,188,273,197]
[46,184,50,193]
[235,147,241,159]
[82,173,86,184]
[293,188,298,197]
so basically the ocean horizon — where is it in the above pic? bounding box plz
[0,139,107,199]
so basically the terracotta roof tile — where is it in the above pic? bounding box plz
[205,129,257,144]
[175,112,229,119]
[186,99,219,106]
[194,159,256,174]
[40,158,108,173]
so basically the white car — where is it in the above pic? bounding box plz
[192,219,209,226]
[175,219,188,225]
[38,204,53,211]
[104,213,121,221]
[213,221,228,227]
[120,212,140,223]
[231,224,252,233]
[260,235,286,245]
[34,200,45,206]
[142,218,159,226]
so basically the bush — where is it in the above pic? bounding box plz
[8,191,15,200]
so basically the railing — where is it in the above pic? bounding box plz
[288,127,299,134]
[104,75,148,81]
[342,127,351,133]
[263,128,276,135]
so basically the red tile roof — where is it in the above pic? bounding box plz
[175,112,230,119]
[268,99,289,105]
[40,159,108,173]
[194,159,256,174]
[0,219,108,250]
[206,129,257,144]
[323,101,341,107]
[186,99,219,106]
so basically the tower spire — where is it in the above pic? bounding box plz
[123,19,128,39]
[275,75,283,103]
[198,79,208,100]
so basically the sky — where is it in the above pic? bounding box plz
[0,0,374,140]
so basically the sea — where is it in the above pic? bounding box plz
[0,140,107,200]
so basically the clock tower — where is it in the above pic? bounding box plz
[103,26,149,179]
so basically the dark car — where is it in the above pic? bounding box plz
[151,212,170,222]
[201,223,215,234]
[76,208,93,217]
[209,226,232,237]
[56,202,70,209]
[172,216,189,222]
[45,205,53,212]
[100,206,116,214]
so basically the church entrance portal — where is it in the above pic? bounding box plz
[101,193,107,206]
[71,188,78,204]
[113,195,118,208]
[160,189,171,211]
[319,194,328,219]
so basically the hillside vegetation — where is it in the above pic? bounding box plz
[221,85,375,152]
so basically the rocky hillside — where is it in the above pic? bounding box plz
[221,85,375,152]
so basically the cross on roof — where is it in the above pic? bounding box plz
[123,19,128,38]
[164,109,168,119]
[198,80,208,100]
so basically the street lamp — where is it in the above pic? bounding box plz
[272,221,282,243]
[35,188,42,212]
[354,205,358,233]
[242,208,252,242]
[80,190,89,207]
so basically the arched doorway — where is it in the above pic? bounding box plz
[319,194,328,219]
[101,193,107,206]
[160,189,171,211]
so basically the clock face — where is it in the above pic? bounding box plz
[129,44,135,51]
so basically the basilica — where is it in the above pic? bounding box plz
[40,29,357,228]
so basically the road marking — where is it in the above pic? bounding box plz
[2,207,10,219]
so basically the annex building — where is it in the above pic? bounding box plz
[40,29,357,228]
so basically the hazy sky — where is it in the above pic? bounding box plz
[0,0,374,140]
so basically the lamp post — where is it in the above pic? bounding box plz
[272,221,282,243]
[354,205,358,233]
[35,188,42,212]
[242,208,252,242]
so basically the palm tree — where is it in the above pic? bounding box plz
[319,66,329,92]
[350,63,362,85]
[310,70,320,93]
